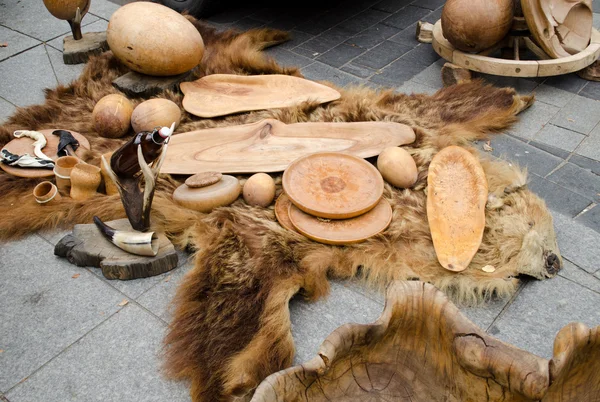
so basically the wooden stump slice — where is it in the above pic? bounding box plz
[288,198,392,245]
[180,74,341,118]
[427,146,488,272]
[441,62,472,86]
[282,152,384,219]
[63,32,109,65]
[54,218,178,280]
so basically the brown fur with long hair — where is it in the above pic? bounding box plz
[0,18,561,402]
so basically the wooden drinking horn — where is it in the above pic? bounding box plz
[100,138,169,232]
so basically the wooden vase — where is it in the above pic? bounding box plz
[100,152,119,195]
[70,162,101,200]
[33,181,62,206]
[53,155,80,195]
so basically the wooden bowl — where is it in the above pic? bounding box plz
[33,181,62,205]
[173,175,241,213]
[282,152,384,220]
[288,198,392,245]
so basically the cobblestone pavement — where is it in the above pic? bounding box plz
[1,0,599,400]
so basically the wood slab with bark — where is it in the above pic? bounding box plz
[252,281,600,402]
[54,218,178,280]
[180,74,341,117]
[161,119,416,174]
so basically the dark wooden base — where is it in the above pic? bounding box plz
[577,60,600,81]
[112,70,195,98]
[63,32,109,65]
[54,218,178,280]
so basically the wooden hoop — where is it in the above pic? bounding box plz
[431,19,600,77]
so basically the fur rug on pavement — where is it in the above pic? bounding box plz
[0,17,562,402]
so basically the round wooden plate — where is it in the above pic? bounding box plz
[282,152,384,219]
[274,193,297,232]
[0,129,90,178]
[288,198,392,245]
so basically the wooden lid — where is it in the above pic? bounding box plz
[288,198,392,245]
[180,74,341,118]
[173,174,241,213]
[282,152,383,219]
[185,171,222,188]
[0,129,90,178]
[274,193,297,232]
[427,146,488,272]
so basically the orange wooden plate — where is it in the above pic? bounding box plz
[288,198,392,245]
[282,152,384,219]
[0,129,90,178]
[427,146,488,272]
[274,193,297,233]
[180,74,341,118]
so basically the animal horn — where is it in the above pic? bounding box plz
[93,216,159,257]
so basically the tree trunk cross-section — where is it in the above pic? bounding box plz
[112,70,195,98]
[63,32,109,65]
[54,218,178,280]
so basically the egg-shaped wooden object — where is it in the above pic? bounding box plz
[441,0,514,53]
[131,99,182,133]
[92,94,133,139]
[173,175,241,213]
[243,173,276,207]
[106,2,205,76]
[43,0,90,21]
[377,147,418,188]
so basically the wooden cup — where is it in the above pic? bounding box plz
[33,181,62,205]
[70,162,101,201]
[53,155,80,195]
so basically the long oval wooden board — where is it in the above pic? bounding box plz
[180,74,341,118]
[162,119,416,174]
[427,146,488,272]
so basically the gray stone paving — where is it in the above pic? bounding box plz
[1,0,600,401]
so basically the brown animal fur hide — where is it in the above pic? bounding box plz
[0,17,562,402]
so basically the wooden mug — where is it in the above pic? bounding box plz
[53,155,80,195]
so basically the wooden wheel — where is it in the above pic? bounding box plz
[431,19,600,77]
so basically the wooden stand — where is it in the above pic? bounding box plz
[54,218,178,280]
[423,19,600,78]
[63,32,108,64]
[112,70,195,98]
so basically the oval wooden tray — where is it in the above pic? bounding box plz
[427,146,488,272]
[288,198,392,245]
[161,119,416,175]
[282,152,384,220]
[274,193,297,232]
[0,129,90,178]
[180,74,341,118]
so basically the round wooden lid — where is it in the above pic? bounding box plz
[288,198,392,245]
[282,152,383,219]
[185,171,222,188]
[173,174,241,213]
[274,193,297,232]
[0,129,90,178]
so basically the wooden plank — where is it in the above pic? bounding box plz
[161,119,416,175]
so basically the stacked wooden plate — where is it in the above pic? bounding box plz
[277,152,392,245]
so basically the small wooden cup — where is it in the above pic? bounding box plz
[33,181,62,205]
[53,155,80,195]
[70,162,101,201]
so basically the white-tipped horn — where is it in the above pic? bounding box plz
[93,216,159,257]
[13,130,53,161]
